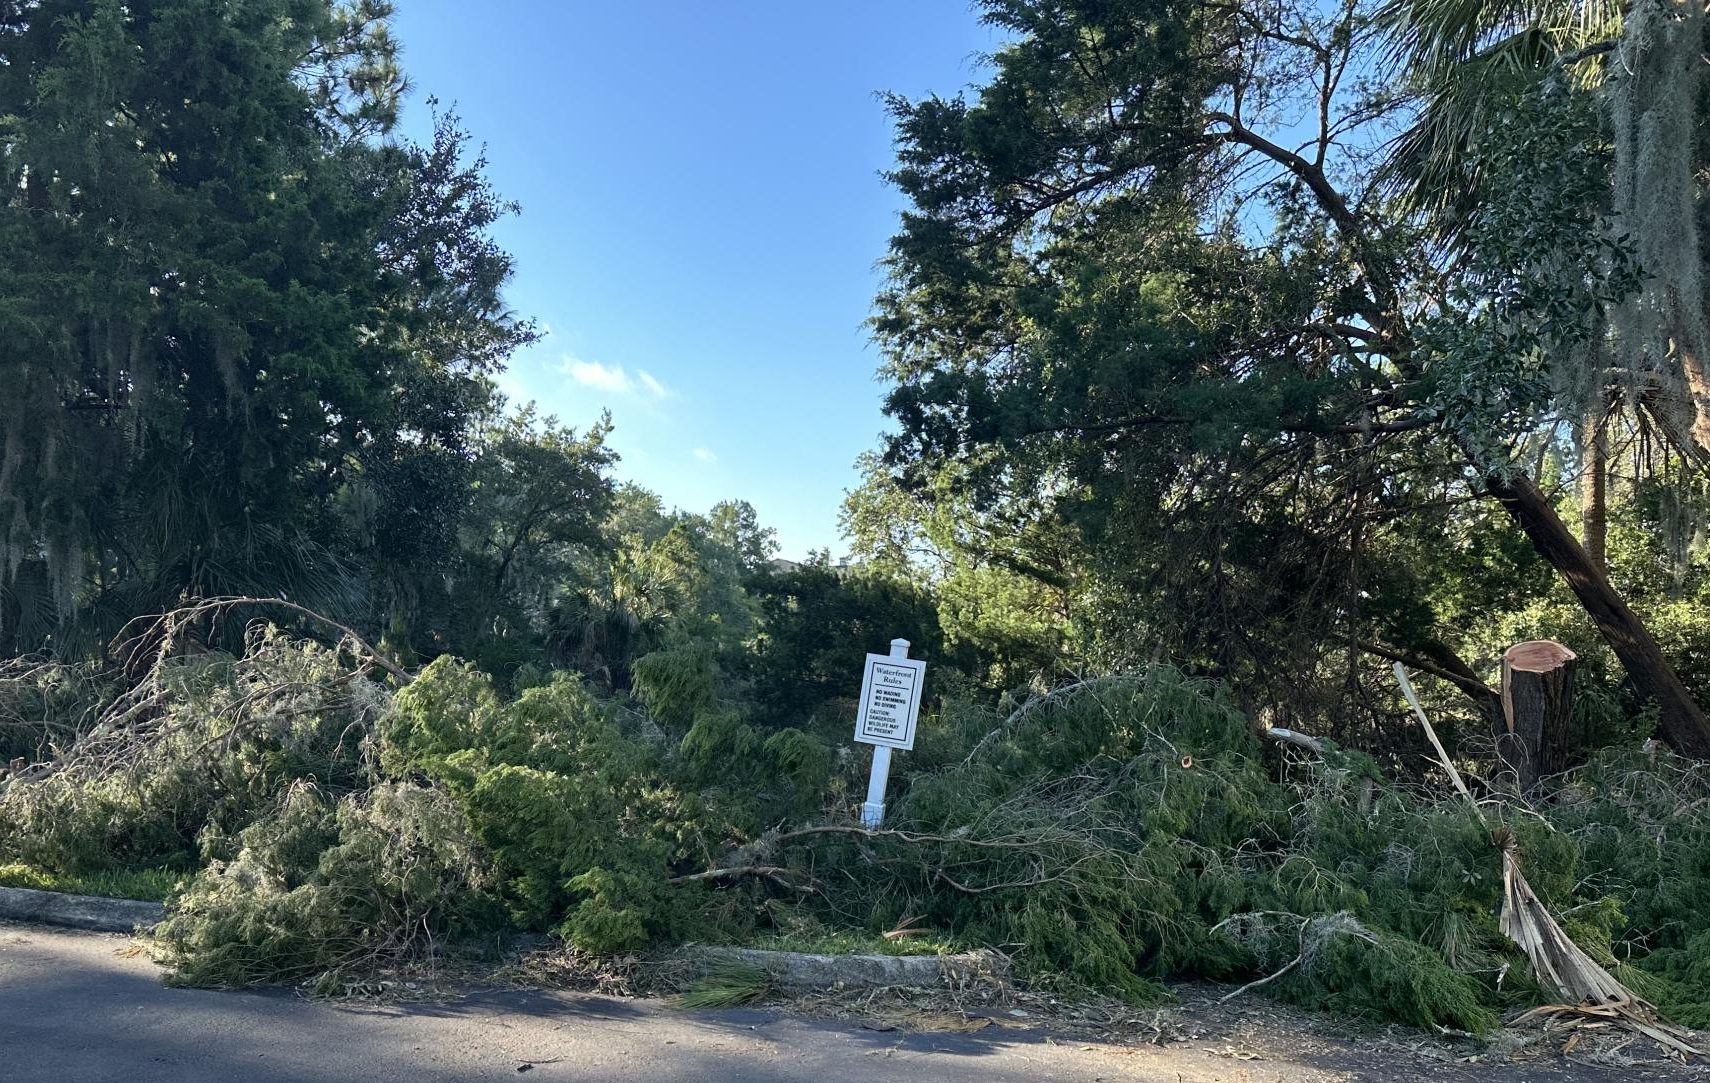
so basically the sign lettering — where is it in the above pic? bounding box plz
[853,653,925,750]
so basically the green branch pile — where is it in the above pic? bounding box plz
[2,628,1708,1034]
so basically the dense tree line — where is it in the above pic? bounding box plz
[1,0,520,655]
[0,0,964,722]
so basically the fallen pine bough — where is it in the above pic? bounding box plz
[7,642,1710,1039]
[0,596,409,799]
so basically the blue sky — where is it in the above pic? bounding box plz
[389,2,1002,558]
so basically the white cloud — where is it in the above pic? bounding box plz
[494,370,529,405]
[565,359,630,392]
[692,447,717,463]
[561,355,668,398]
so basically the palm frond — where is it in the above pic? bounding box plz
[1377,0,1624,236]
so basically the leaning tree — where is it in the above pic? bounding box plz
[874,0,1710,755]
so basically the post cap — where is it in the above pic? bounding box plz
[889,638,911,657]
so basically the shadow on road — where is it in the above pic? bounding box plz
[1,925,1093,1083]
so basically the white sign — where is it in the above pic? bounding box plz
[853,652,925,750]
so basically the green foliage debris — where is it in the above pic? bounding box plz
[8,630,1705,1036]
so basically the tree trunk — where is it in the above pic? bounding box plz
[1486,473,1710,759]
[1498,640,1578,790]
[1580,409,1607,575]
[0,589,16,658]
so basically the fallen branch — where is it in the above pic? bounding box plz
[1213,910,1377,1004]
[1263,727,1324,754]
[112,597,412,685]
[2,606,394,798]
[770,824,1038,851]
[668,865,815,893]
[881,918,934,941]
[1353,638,1501,709]
[683,796,1151,902]
[961,677,1125,767]
[1395,664,1477,808]
[673,823,1074,897]
[933,864,1076,895]
[1219,953,1301,1003]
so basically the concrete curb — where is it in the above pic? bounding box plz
[686,945,1006,991]
[0,886,164,933]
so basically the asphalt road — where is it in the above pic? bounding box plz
[0,923,1168,1083]
[5,922,1692,1083]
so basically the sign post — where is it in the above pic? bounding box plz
[853,637,925,828]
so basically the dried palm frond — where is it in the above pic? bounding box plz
[1396,664,1701,1058]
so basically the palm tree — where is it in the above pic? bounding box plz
[1380,0,1708,459]
[1377,0,1625,228]
[1375,0,1710,751]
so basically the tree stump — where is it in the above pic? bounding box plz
[1498,640,1578,789]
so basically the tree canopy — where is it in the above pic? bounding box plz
[866,0,1710,757]
[0,0,534,655]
